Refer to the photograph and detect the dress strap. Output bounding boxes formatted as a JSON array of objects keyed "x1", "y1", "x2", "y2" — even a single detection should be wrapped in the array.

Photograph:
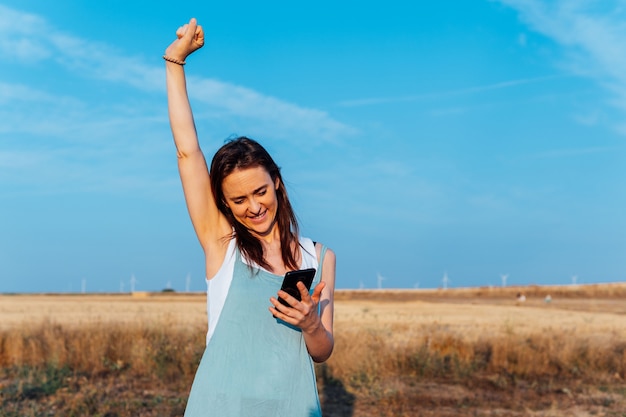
[{"x1": 312, "y1": 244, "x2": 327, "y2": 286}]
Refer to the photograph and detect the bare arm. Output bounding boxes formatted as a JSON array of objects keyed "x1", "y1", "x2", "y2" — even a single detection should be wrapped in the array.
[
  {"x1": 269, "y1": 247, "x2": 337, "y2": 363},
  {"x1": 165, "y1": 19, "x2": 230, "y2": 272}
]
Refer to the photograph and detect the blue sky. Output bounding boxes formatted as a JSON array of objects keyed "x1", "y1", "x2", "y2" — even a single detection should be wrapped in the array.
[{"x1": 1, "y1": 1, "x2": 624, "y2": 293}]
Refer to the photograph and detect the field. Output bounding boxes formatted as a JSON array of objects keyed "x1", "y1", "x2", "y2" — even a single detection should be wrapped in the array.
[{"x1": 1, "y1": 283, "x2": 625, "y2": 416}]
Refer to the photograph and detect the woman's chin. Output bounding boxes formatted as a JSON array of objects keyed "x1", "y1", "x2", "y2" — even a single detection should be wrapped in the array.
[
  {"x1": 250, "y1": 224, "x2": 273, "y2": 237},
  {"x1": 246, "y1": 217, "x2": 277, "y2": 237}
]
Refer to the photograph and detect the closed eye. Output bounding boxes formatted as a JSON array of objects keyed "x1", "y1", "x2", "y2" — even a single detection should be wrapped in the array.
[{"x1": 229, "y1": 185, "x2": 269, "y2": 205}]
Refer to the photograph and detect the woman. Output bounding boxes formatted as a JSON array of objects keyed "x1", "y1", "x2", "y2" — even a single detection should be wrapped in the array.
[{"x1": 164, "y1": 18, "x2": 336, "y2": 417}]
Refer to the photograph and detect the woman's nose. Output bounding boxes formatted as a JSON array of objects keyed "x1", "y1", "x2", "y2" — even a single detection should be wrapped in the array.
[{"x1": 248, "y1": 198, "x2": 260, "y2": 213}]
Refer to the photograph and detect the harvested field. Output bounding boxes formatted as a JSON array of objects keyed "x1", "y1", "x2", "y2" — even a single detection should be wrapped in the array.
[{"x1": 1, "y1": 283, "x2": 625, "y2": 416}]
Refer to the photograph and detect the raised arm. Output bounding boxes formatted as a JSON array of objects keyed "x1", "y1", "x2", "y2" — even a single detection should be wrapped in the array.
[{"x1": 165, "y1": 19, "x2": 230, "y2": 272}]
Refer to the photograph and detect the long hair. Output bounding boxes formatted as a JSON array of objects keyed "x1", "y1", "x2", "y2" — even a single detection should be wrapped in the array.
[{"x1": 210, "y1": 137, "x2": 300, "y2": 272}]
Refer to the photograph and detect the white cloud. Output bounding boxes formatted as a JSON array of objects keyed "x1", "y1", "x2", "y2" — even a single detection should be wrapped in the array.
[
  {"x1": 497, "y1": 0, "x2": 626, "y2": 114},
  {"x1": 0, "y1": 80, "x2": 171, "y2": 195},
  {"x1": 0, "y1": 5, "x2": 51, "y2": 62},
  {"x1": 0, "y1": 4, "x2": 352, "y2": 143},
  {"x1": 0, "y1": 82, "x2": 65, "y2": 104},
  {"x1": 0, "y1": 149, "x2": 49, "y2": 169},
  {"x1": 189, "y1": 77, "x2": 355, "y2": 142},
  {"x1": 337, "y1": 75, "x2": 561, "y2": 107},
  {"x1": 0, "y1": 5, "x2": 355, "y2": 196}
]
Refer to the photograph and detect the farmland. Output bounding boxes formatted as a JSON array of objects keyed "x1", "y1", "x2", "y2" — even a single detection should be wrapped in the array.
[{"x1": 1, "y1": 283, "x2": 625, "y2": 416}]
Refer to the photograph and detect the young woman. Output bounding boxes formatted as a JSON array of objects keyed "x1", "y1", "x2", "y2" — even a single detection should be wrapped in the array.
[{"x1": 164, "y1": 18, "x2": 336, "y2": 417}]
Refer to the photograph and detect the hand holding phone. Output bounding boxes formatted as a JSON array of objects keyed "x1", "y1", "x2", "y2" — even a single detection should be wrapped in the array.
[{"x1": 278, "y1": 268, "x2": 316, "y2": 306}]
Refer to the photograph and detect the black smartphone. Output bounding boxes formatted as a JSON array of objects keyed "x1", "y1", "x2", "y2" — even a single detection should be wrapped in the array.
[{"x1": 279, "y1": 268, "x2": 316, "y2": 306}]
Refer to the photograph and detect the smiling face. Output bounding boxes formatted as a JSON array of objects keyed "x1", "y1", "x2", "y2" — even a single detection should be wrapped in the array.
[{"x1": 221, "y1": 166, "x2": 280, "y2": 237}]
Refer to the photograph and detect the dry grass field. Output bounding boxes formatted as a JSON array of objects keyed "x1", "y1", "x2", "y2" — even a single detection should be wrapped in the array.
[{"x1": 1, "y1": 283, "x2": 625, "y2": 416}]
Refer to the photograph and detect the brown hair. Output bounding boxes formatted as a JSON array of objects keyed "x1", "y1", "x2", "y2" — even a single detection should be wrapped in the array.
[{"x1": 210, "y1": 137, "x2": 300, "y2": 272}]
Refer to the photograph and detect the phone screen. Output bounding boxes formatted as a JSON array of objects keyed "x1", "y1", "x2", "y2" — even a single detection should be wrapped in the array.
[{"x1": 279, "y1": 268, "x2": 316, "y2": 306}]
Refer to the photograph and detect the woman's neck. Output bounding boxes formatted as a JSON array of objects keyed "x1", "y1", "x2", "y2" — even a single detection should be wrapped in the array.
[{"x1": 259, "y1": 233, "x2": 301, "y2": 274}]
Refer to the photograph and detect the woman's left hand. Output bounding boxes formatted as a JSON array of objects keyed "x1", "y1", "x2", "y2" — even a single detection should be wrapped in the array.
[{"x1": 269, "y1": 281, "x2": 326, "y2": 334}]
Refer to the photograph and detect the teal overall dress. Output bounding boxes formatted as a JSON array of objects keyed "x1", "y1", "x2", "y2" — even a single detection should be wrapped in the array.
[{"x1": 184, "y1": 244, "x2": 327, "y2": 417}]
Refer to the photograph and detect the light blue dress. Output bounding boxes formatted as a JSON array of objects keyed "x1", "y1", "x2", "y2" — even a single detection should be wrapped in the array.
[{"x1": 184, "y1": 245, "x2": 327, "y2": 417}]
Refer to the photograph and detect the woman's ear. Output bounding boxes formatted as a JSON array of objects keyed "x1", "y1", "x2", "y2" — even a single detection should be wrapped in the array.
[{"x1": 274, "y1": 177, "x2": 280, "y2": 190}]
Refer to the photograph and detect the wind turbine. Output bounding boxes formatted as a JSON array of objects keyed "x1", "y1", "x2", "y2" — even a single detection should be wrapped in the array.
[
  {"x1": 501, "y1": 274, "x2": 508, "y2": 287},
  {"x1": 571, "y1": 275, "x2": 578, "y2": 285},
  {"x1": 130, "y1": 274, "x2": 138, "y2": 293},
  {"x1": 186, "y1": 273, "x2": 191, "y2": 292},
  {"x1": 442, "y1": 272, "x2": 449, "y2": 290},
  {"x1": 376, "y1": 273, "x2": 385, "y2": 289},
  {"x1": 81, "y1": 278, "x2": 86, "y2": 294}
]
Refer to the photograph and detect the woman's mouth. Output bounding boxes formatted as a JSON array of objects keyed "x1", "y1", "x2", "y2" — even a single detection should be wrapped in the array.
[{"x1": 248, "y1": 209, "x2": 267, "y2": 222}]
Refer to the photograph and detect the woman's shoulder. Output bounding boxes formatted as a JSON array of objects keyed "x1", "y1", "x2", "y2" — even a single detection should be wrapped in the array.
[
  {"x1": 299, "y1": 236, "x2": 335, "y2": 268},
  {"x1": 299, "y1": 236, "x2": 333, "y2": 250},
  {"x1": 314, "y1": 242, "x2": 335, "y2": 264}
]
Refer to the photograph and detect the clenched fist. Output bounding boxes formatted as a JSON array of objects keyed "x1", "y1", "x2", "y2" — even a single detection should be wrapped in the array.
[{"x1": 164, "y1": 18, "x2": 204, "y2": 63}]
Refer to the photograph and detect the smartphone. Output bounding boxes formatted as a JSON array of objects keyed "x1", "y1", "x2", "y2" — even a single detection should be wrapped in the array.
[{"x1": 279, "y1": 268, "x2": 316, "y2": 306}]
